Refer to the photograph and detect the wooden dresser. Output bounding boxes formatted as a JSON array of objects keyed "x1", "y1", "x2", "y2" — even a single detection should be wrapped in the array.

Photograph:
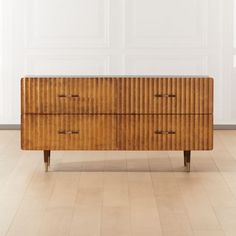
[{"x1": 21, "y1": 76, "x2": 213, "y2": 172}]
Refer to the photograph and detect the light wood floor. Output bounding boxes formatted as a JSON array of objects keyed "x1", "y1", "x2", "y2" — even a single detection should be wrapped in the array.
[{"x1": 1, "y1": 131, "x2": 236, "y2": 236}]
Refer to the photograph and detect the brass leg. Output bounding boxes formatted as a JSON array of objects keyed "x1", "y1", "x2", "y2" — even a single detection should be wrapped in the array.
[
  {"x1": 45, "y1": 162, "x2": 48, "y2": 172},
  {"x1": 44, "y1": 150, "x2": 50, "y2": 172},
  {"x1": 184, "y1": 151, "x2": 191, "y2": 172},
  {"x1": 184, "y1": 155, "x2": 187, "y2": 166},
  {"x1": 186, "y1": 162, "x2": 190, "y2": 172}
]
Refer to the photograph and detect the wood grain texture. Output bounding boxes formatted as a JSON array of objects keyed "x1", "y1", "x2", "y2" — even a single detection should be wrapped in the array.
[
  {"x1": 21, "y1": 114, "x2": 213, "y2": 151},
  {"x1": 21, "y1": 115, "x2": 117, "y2": 150},
  {"x1": 118, "y1": 77, "x2": 213, "y2": 114},
  {"x1": 21, "y1": 77, "x2": 117, "y2": 114},
  {"x1": 118, "y1": 115, "x2": 213, "y2": 151},
  {"x1": 21, "y1": 77, "x2": 213, "y2": 114},
  {"x1": 21, "y1": 76, "x2": 214, "y2": 152},
  {"x1": 4, "y1": 131, "x2": 236, "y2": 236}
]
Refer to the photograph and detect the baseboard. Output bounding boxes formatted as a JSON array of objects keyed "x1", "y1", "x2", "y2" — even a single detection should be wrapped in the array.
[
  {"x1": 0, "y1": 124, "x2": 236, "y2": 130},
  {"x1": 214, "y1": 125, "x2": 236, "y2": 130},
  {"x1": 0, "y1": 125, "x2": 20, "y2": 130}
]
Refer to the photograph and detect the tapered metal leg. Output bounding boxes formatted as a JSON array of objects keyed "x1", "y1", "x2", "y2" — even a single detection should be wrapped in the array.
[
  {"x1": 48, "y1": 151, "x2": 51, "y2": 167},
  {"x1": 186, "y1": 162, "x2": 190, "y2": 172},
  {"x1": 44, "y1": 150, "x2": 50, "y2": 172},
  {"x1": 184, "y1": 151, "x2": 191, "y2": 172},
  {"x1": 45, "y1": 162, "x2": 48, "y2": 172},
  {"x1": 184, "y1": 156, "x2": 187, "y2": 166}
]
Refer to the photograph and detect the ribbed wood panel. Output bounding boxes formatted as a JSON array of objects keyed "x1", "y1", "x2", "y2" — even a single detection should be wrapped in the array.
[
  {"x1": 118, "y1": 115, "x2": 213, "y2": 150},
  {"x1": 118, "y1": 77, "x2": 213, "y2": 114},
  {"x1": 21, "y1": 76, "x2": 214, "y2": 152},
  {"x1": 21, "y1": 77, "x2": 117, "y2": 114},
  {"x1": 21, "y1": 77, "x2": 213, "y2": 115},
  {"x1": 21, "y1": 115, "x2": 117, "y2": 150}
]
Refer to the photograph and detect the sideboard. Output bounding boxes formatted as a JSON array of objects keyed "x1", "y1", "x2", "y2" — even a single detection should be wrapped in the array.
[{"x1": 21, "y1": 76, "x2": 213, "y2": 172}]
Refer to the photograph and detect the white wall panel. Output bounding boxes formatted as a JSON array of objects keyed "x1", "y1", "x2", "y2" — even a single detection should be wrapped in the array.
[
  {"x1": 25, "y1": 55, "x2": 110, "y2": 75},
  {"x1": 125, "y1": 55, "x2": 208, "y2": 75},
  {"x1": 26, "y1": 0, "x2": 110, "y2": 48},
  {"x1": 125, "y1": 0, "x2": 208, "y2": 48},
  {"x1": 0, "y1": 0, "x2": 234, "y2": 124}
]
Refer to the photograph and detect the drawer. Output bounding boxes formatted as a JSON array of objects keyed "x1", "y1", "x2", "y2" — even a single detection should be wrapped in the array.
[
  {"x1": 118, "y1": 115, "x2": 213, "y2": 150},
  {"x1": 21, "y1": 77, "x2": 117, "y2": 114},
  {"x1": 21, "y1": 115, "x2": 117, "y2": 150},
  {"x1": 118, "y1": 77, "x2": 213, "y2": 114}
]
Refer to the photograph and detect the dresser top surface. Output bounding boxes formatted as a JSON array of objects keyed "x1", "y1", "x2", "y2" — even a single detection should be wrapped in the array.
[{"x1": 22, "y1": 75, "x2": 212, "y2": 79}]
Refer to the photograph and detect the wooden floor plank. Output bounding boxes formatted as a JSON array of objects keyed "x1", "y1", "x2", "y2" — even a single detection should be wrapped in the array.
[{"x1": 0, "y1": 130, "x2": 236, "y2": 236}]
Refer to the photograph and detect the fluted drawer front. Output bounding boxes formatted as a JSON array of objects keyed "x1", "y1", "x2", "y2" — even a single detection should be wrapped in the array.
[
  {"x1": 21, "y1": 115, "x2": 117, "y2": 150},
  {"x1": 118, "y1": 77, "x2": 213, "y2": 114},
  {"x1": 118, "y1": 115, "x2": 213, "y2": 150},
  {"x1": 21, "y1": 77, "x2": 116, "y2": 114}
]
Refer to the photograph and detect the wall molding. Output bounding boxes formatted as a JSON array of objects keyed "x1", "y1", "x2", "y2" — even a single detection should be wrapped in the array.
[
  {"x1": 125, "y1": 0, "x2": 208, "y2": 48},
  {"x1": 25, "y1": 0, "x2": 110, "y2": 48},
  {"x1": 124, "y1": 54, "x2": 208, "y2": 75},
  {"x1": 25, "y1": 54, "x2": 110, "y2": 75}
]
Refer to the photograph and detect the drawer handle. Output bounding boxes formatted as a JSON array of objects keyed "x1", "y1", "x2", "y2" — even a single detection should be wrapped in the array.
[
  {"x1": 155, "y1": 94, "x2": 176, "y2": 98},
  {"x1": 58, "y1": 131, "x2": 80, "y2": 135},
  {"x1": 155, "y1": 131, "x2": 176, "y2": 135},
  {"x1": 58, "y1": 95, "x2": 80, "y2": 98}
]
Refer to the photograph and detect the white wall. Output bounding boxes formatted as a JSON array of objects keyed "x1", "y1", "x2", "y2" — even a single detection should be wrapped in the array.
[{"x1": 0, "y1": 0, "x2": 234, "y2": 124}]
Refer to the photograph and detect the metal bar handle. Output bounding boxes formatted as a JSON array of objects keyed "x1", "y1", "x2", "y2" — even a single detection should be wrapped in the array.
[
  {"x1": 154, "y1": 94, "x2": 176, "y2": 98},
  {"x1": 58, "y1": 94, "x2": 80, "y2": 98},
  {"x1": 155, "y1": 131, "x2": 176, "y2": 135},
  {"x1": 58, "y1": 131, "x2": 80, "y2": 135}
]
